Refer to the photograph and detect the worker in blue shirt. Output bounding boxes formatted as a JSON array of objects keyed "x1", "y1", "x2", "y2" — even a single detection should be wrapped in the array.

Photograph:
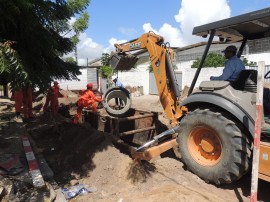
[
  {"x1": 112, "y1": 75, "x2": 124, "y2": 88},
  {"x1": 210, "y1": 45, "x2": 245, "y2": 82},
  {"x1": 111, "y1": 75, "x2": 124, "y2": 107}
]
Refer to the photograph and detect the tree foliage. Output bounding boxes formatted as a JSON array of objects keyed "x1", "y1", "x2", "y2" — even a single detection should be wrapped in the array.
[
  {"x1": 68, "y1": 2, "x2": 89, "y2": 63},
  {"x1": 191, "y1": 53, "x2": 226, "y2": 68},
  {"x1": 100, "y1": 53, "x2": 112, "y2": 78},
  {"x1": 191, "y1": 52, "x2": 256, "y2": 68},
  {"x1": 100, "y1": 66, "x2": 113, "y2": 78},
  {"x1": 0, "y1": 0, "x2": 90, "y2": 91},
  {"x1": 242, "y1": 57, "x2": 257, "y2": 66},
  {"x1": 101, "y1": 53, "x2": 110, "y2": 66},
  {"x1": 63, "y1": 57, "x2": 77, "y2": 64}
]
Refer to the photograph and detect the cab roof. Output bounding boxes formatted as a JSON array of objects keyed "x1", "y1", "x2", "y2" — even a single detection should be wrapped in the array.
[{"x1": 193, "y1": 7, "x2": 270, "y2": 42}]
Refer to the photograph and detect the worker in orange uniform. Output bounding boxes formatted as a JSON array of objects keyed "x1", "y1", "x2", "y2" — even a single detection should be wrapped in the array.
[
  {"x1": 13, "y1": 88, "x2": 23, "y2": 119},
  {"x1": 22, "y1": 85, "x2": 34, "y2": 119},
  {"x1": 43, "y1": 81, "x2": 60, "y2": 116},
  {"x1": 73, "y1": 82, "x2": 103, "y2": 124}
]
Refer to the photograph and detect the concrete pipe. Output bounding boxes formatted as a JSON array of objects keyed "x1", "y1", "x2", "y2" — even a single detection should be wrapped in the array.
[{"x1": 103, "y1": 87, "x2": 132, "y2": 117}]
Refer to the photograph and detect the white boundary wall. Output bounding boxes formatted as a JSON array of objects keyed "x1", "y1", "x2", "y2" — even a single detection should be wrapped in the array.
[
  {"x1": 117, "y1": 67, "x2": 149, "y2": 95},
  {"x1": 116, "y1": 65, "x2": 225, "y2": 94},
  {"x1": 58, "y1": 69, "x2": 88, "y2": 90},
  {"x1": 182, "y1": 67, "x2": 224, "y2": 88}
]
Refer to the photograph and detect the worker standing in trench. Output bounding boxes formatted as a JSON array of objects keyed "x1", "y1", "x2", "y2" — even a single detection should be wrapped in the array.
[
  {"x1": 73, "y1": 82, "x2": 103, "y2": 124},
  {"x1": 13, "y1": 88, "x2": 23, "y2": 120},
  {"x1": 43, "y1": 81, "x2": 60, "y2": 116},
  {"x1": 111, "y1": 75, "x2": 124, "y2": 108},
  {"x1": 22, "y1": 85, "x2": 34, "y2": 119}
]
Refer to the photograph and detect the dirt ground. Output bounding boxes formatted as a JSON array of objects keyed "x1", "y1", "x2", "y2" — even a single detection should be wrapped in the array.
[{"x1": 1, "y1": 92, "x2": 269, "y2": 202}]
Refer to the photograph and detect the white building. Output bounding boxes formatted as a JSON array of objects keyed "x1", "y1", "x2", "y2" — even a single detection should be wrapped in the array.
[{"x1": 59, "y1": 38, "x2": 270, "y2": 95}]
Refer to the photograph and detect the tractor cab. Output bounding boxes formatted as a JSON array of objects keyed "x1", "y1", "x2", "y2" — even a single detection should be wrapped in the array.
[
  {"x1": 179, "y1": 7, "x2": 270, "y2": 184},
  {"x1": 182, "y1": 7, "x2": 270, "y2": 134}
]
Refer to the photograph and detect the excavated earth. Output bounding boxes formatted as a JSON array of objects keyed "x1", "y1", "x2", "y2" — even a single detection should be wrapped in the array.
[{"x1": 1, "y1": 91, "x2": 269, "y2": 202}]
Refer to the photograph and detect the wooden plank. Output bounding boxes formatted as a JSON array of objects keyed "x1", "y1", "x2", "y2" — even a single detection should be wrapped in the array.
[{"x1": 118, "y1": 114, "x2": 154, "y2": 122}]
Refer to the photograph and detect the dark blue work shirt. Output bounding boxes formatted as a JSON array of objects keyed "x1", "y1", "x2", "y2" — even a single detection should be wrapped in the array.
[
  {"x1": 115, "y1": 80, "x2": 124, "y2": 88},
  {"x1": 210, "y1": 56, "x2": 245, "y2": 81}
]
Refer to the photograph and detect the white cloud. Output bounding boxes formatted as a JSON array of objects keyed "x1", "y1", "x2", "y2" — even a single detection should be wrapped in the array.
[
  {"x1": 175, "y1": 0, "x2": 231, "y2": 44},
  {"x1": 69, "y1": 17, "x2": 76, "y2": 25},
  {"x1": 71, "y1": 0, "x2": 231, "y2": 66},
  {"x1": 159, "y1": 23, "x2": 185, "y2": 47},
  {"x1": 142, "y1": 0, "x2": 230, "y2": 47},
  {"x1": 103, "y1": 38, "x2": 128, "y2": 54},
  {"x1": 65, "y1": 33, "x2": 104, "y2": 66},
  {"x1": 142, "y1": 23, "x2": 159, "y2": 34},
  {"x1": 62, "y1": 17, "x2": 76, "y2": 38},
  {"x1": 66, "y1": 34, "x2": 128, "y2": 66},
  {"x1": 77, "y1": 33, "x2": 104, "y2": 65},
  {"x1": 142, "y1": 23, "x2": 184, "y2": 47}
]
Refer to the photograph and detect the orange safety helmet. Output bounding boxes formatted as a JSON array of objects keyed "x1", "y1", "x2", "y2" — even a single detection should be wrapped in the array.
[{"x1": 87, "y1": 82, "x2": 93, "y2": 89}]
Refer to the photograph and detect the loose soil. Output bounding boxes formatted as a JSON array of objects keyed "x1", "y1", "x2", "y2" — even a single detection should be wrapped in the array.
[{"x1": 1, "y1": 92, "x2": 269, "y2": 202}]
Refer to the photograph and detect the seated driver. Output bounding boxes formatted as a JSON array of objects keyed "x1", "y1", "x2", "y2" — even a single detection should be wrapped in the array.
[{"x1": 210, "y1": 45, "x2": 245, "y2": 82}]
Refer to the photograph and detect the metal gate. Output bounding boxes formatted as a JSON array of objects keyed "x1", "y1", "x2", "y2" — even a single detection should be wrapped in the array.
[
  {"x1": 87, "y1": 68, "x2": 98, "y2": 90},
  {"x1": 149, "y1": 72, "x2": 182, "y2": 95}
]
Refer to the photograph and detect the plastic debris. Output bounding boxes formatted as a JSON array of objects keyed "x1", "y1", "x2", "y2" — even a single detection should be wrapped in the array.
[{"x1": 61, "y1": 184, "x2": 97, "y2": 200}]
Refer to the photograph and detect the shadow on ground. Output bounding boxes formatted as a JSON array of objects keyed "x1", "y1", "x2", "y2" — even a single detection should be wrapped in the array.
[{"x1": 27, "y1": 114, "x2": 112, "y2": 186}]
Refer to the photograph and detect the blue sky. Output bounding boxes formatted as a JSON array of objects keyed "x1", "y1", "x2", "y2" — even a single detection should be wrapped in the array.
[{"x1": 73, "y1": 0, "x2": 270, "y2": 65}]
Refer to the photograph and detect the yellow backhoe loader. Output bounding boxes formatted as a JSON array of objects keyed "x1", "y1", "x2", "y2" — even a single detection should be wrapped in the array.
[{"x1": 110, "y1": 7, "x2": 270, "y2": 184}]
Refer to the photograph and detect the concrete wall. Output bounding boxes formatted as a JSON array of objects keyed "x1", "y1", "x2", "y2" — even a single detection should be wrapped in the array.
[
  {"x1": 58, "y1": 68, "x2": 98, "y2": 90},
  {"x1": 245, "y1": 53, "x2": 270, "y2": 66},
  {"x1": 247, "y1": 37, "x2": 270, "y2": 54},
  {"x1": 58, "y1": 69, "x2": 88, "y2": 90},
  {"x1": 117, "y1": 66, "x2": 149, "y2": 95},
  {"x1": 182, "y1": 67, "x2": 224, "y2": 88},
  {"x1": 113, "y1": 67, "x2": 224, "y2": 94},
  {"x1": 59, "y1": 47, "x2": 270, "y2": 94}
]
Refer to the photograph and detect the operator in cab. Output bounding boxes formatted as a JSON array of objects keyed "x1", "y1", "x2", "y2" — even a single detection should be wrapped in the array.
[{"x1": 210, "y1": 45, "x2": 245, "y2": 82}]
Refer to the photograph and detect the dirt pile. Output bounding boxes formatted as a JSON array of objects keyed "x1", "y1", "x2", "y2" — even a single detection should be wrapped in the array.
[
  {"x1": 25, "y1": 113, "x2": 256, "y2": 202},
  {"x1": 1, "y1": 90, "x2": 269, "y2": 202}
]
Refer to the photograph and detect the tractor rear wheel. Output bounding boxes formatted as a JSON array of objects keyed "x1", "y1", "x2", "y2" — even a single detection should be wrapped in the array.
[{"x1": 177, "y1": 108, "x2": 251, "y2": 184}]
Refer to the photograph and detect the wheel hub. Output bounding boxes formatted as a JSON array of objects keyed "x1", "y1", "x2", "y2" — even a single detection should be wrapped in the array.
[
  {"x1": 200, "y1": 138, "x2": 214, "y2": 153},
  {"x1": 188, "y1": 126, "x2": 222, "y2": 166}
]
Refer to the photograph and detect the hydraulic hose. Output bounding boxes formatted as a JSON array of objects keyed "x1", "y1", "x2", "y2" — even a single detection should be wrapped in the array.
[
  {"x1": 165, "y1": 52, "x2": 181, "y2": 100},
  {"x1": 136, "y1": 125, "x2": 180, "y2": 152}
]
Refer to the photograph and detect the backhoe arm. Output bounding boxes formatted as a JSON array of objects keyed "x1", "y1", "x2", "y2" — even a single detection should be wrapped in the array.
[{"x1": 112, "y1": 32, "x2": 187, "y2": 125}]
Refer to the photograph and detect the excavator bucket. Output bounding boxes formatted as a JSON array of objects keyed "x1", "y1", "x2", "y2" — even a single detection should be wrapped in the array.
[{"x1": 110, "y1": 52, "x2": 138, "y2": 71}]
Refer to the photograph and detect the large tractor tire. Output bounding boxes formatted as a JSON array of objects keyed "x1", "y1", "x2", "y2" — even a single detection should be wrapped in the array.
[
  {"x1": 103, "y1": 87, "x2": 132, "y2": 117},
  {"x1": 177, "y1": 108, "x2": 251, "y2": 185}
]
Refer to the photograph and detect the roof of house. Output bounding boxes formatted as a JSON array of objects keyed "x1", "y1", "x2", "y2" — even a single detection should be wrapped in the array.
[{"x1": 88, "y1": 58, "x2": 102, "y2": 67}]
